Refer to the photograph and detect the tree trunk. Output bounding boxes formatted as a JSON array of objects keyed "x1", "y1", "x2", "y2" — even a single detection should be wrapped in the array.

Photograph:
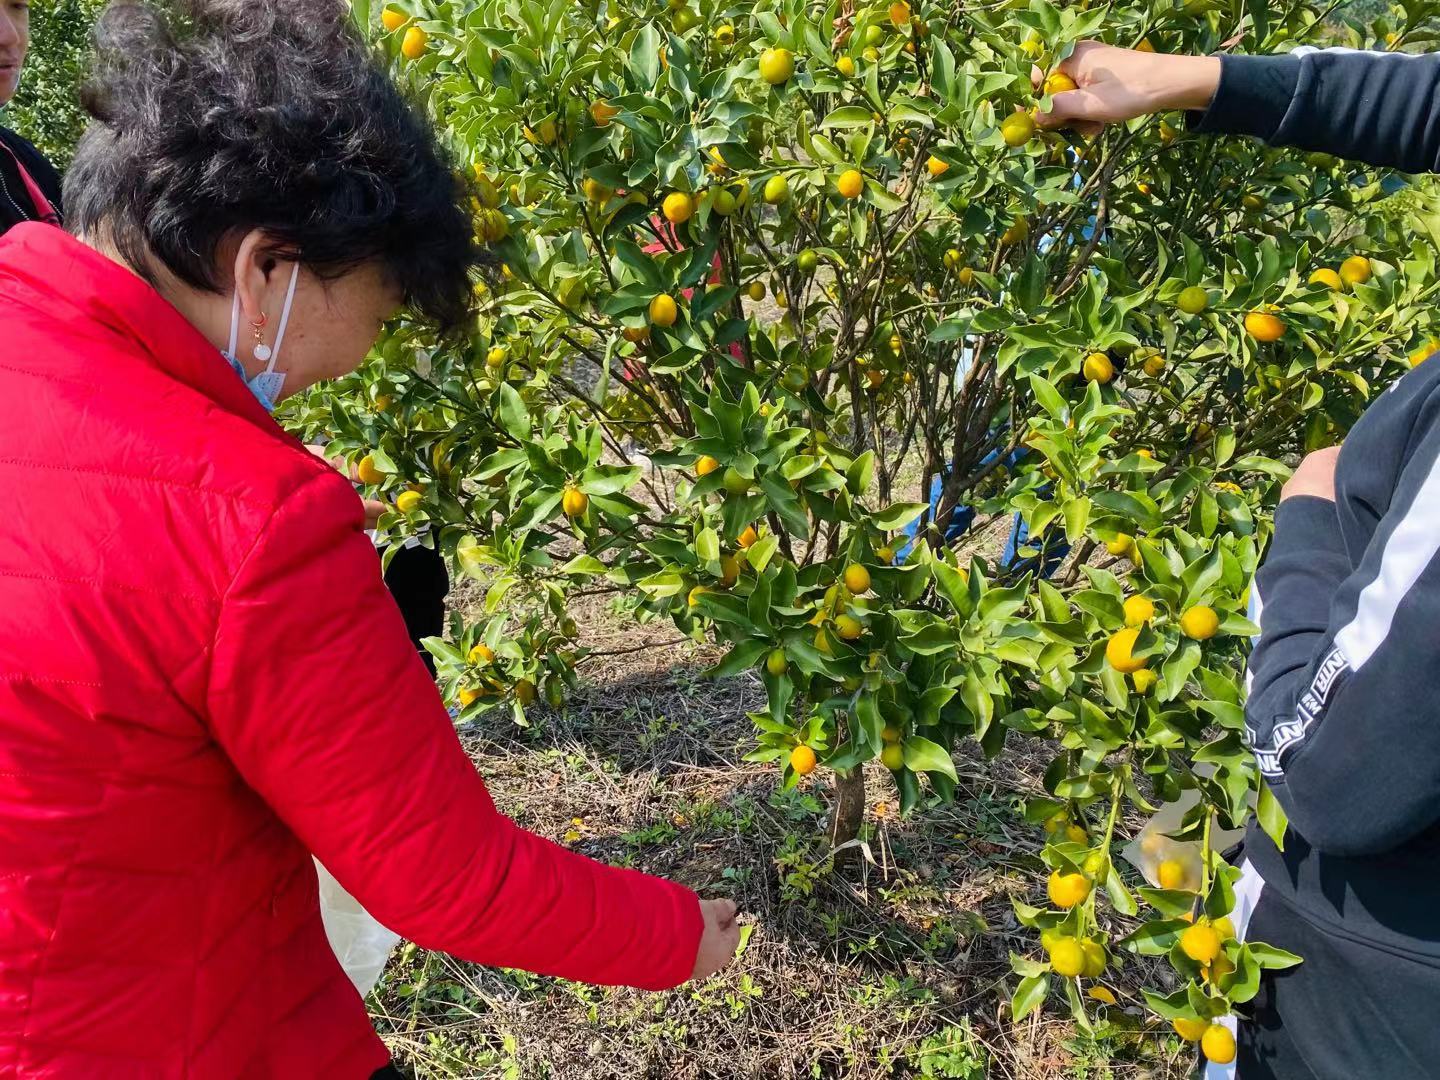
[{"x1": 827, "y1": 767, "x2": 866, "y2": 865}]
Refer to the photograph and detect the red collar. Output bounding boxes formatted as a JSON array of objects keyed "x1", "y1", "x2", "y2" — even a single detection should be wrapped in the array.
[{"x1": 0, "y1": 222, "x2": 279, "y2": 433}]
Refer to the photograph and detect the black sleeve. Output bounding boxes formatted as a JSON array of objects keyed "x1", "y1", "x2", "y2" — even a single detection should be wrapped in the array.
[
  {"x1": 1193, "y1": 49, "x2": 1440, "y2": 174},
  {"x1": 1246, "y1": 396, "x2": 1440, "y2": 856}
]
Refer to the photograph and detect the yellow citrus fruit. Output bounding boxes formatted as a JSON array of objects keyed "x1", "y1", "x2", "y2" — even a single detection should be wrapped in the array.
[
  {"x1": 562, "y1": 487, "x2": 589, "y2": 518},
  {"x1": 1048, "y1": 937, "x2": 1086, "y2": 978},
  {"x1": 621, "y1": 326, "x2": 648, "y2": 344},
  {"x1": 695, "y1": 455, "x2": 721, "y2": 477},
  {"x1": 590, "y1": 99, "x2": 620, "y2": 127},
  {"x1": 881, "y1": 724, "x2": 901, "y2": 743},
  {"x1": 759, "y1": 47, "x2": 795, "y2": 85},
  {"x1": 712, "y1": 188, "x2": 737, "y2": 215},
  {"x1": 1309, "y1": 267, "x2": 1343, "y2": 290},
  {"x1": 458, "y1": 687, "x2": 480, "y2": 708},
  {"x1": 719, "y1": 554, "x2": 741, "y2": 588},
  {"x1": 1123, "y1": 595, "x2": 1155, "y2": 627},
  {"x1": 880, "y1": 743, "x2": 905, "y2": 770},
  {"x1": 1244, "y1": 309, "x2": 1286, "y2": 342},
  {"x1": 766, "y1": 649, "x2": 788, "y2": 676},
  {"x1": 1159, "y1": 120, "x2": 1177, "y2": 145},
  {"x1": 1173, "y1": 1016, "x2": 1209, "y2": 1042},
  {"x1": 836, "y1": 55, "x2": 856, "y2": 77},
  {"x1": 837, "y1": 169, "x2": 864, "y2": 199},
  {"x1": 835, "y1": 614, "x2": 864, "y2": 640},
  {"x1": 1082, "y1": 352, "x2": 1115, "y2": 384},
  {"x1": 746, "y1": 280, "x2": 765, "y2": 301},
  {"x1": 1065, "y1": 823, "x2": 1087, "y2": 844},
  {"x1": 381, "y1": 8, "x2": 408, "y2": 32},
  {"x1": 649, "y1": 293, "x2": 679, "y2": 327},
  {"x1": 662, "y1": 191, "x2": 694, "y2": 224},
  {"x1": 1132, "y1": 669, "x2": 1158, "y2": 694},
  {"x1": 581, "y1": 177, "x2": 611, "y2": 202},
  {"x1": 1136, "y1": 36, "x2": 1156, "y2": 52},
  {"x1": 1104, "y1": 533, "x2": 1134, "y2": 557},
  {"x1": 790, "y1": 744, "x2": 818, "y2": 775},
  {"x1": 1047, "y1": 870, "x2": 1091, "y2": 909},
  {"x1": 485, "y1": 345, "x2": 507, "y2": 369},
  {"x1": 843, "y1": 564, "x2": 872, "y2": 594},
  {"x1": 1019, "y1": 36, "x2": 1043, "y2": 59},
  {"x1": 888, "y1": 0, "x2": 911, "y2": 27},
  {"x1": 400, "y1": 25, "x2": 429, "y2": 60},
  {"x1": 1142, "y1": 352, "x2": 1167, "y2": 377},
  {"x1": 1000, "y1": 218, "x2": 1029, "y2": 245},
  {"x1": 1156, "y1": 858, "x2": 1192, "y2": 891},
  {"x1": 356, "y1": 454, "x2": 387, "y2": 486},
  {"x1": 1042, "y1": 71, "x2": 1077, "y2": 95},
  {"x1": 713, "y1": 23, "x2": 735, "y2": 45},
  {"x1": 1181, "y1": 923, "x2": 1223, "y2": 964},
  {"x1": 999, "y1": 111, "x2": 1036, "y2": 147},
  {"x1": 515, "y1": 679, "x2": 537, "y2": 706},
  {"x1": 1180, "y1": 605, "x2": 1220, "y2": 640},
  {"x1": 536, "y1": 118, "x2": 558, "y2": 144},
  {"x1": 688, "y1": 585, "x2": 707, "y2": 608},
  {"x1": 1410, "y1": 340, "x2": 1440, "y2": 366},
  {"x1": 1340, "y1": 254, "x2": 1372, "y2": 286},
  {"x1": 738, "y1": 525, "x2": 759, "y2": 549},
  {"x1": 395, "y1": 489, "x2": 423, "y2": 514},
  {"x1": 1081, "y1": 939, "x2": 1106, "y2": 978},
  {"x1": 957, "y1": 266, "x2": 975, "y2": 286},
  {"x1": 1105, "y1": 628, "x2": 1148, "y2": 674},
  {"x1": 763, "y1": 174, "x2": 790, "y2": 204},
  {"x1": 876, "y1": 546, "x2": 895, "y2": 564},
  {"x1": 468, "y1": 643, "x2": 495, "y2": 665},
  {"x1": 1177, "y1": 285, "x2": 1209, "y2": 315},
  {"x1": 1213, "y1": 916, "x2": 1236, "y2": 940},
  {"x1": 926, "y1": 155, "x2": 950, "y2": 177},
  {"x1": 1201, "y1": 1024, "x2": 1236, "y2": 1065},
  {"x1": 1043, "y1": 811, "x2": 1068, "y2": 835}
]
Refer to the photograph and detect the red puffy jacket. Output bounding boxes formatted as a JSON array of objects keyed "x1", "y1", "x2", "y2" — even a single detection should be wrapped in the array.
[{"x1": 0, "y1": 224, "x2": 702, "y2": 1078}]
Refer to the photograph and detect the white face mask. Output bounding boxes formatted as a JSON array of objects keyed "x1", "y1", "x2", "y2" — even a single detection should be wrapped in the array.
[{"x1": 221, "y1": 262, "x2": 301, "y2": 412}]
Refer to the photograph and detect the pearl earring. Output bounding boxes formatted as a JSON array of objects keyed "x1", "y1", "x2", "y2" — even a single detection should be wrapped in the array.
[{"x1": 251, "y1": 313, "x2": 271, "y2": 363}]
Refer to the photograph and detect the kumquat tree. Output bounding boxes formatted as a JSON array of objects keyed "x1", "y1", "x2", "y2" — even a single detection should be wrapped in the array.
[{"x1": 288, "y1": 0, "x2": 1440, "y2": 1060}]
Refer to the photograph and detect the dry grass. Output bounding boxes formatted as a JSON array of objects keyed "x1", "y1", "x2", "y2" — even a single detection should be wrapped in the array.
[{"x1": 370, "y1": 582, "x2": 1194, "y2": 1080}]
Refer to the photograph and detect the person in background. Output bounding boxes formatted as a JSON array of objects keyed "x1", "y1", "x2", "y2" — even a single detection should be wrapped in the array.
[
  {"x1": 1, "y1": 0, "x2": 63, "y2": 232},
  {"x1": 0, "y1": 2, "x2": 738, "y2": 1078},
  {"x1": 1040, "y1": 40, "x2": 1440, "y2": 1080}
]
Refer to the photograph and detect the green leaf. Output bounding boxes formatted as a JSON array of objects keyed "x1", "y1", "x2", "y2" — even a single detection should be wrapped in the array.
[
  {"x1": 747, "y1": 533, "x2": 780, "y2": 573},
  {"x1": 820, "y1": 105, "x2": 875, "y2": 129},
  {"x1": 1247, "y1": 941, "x2": 1303, "y2": 970},
  {"x1": 706, "y1": 639, "x2": 771, "y2": 680},
  {"x1": 872, "y1": 501, "x2": 928, "y2": 531},
  {"x1": 1256, "y1": 780, "x2": 1289, "y2": 852},
  {"x1": 1010, "y1": 972, "x2": 1050, "y2": 1021},
  {"x1": 561, "y1": 554, "x2": 606, "y2": 576},
  {"x1": 902, "y1": 736, "x2": 957, "y2": 781},
  {"x1": 496, "y1": 382, "x2": 532, "y2": 442}
]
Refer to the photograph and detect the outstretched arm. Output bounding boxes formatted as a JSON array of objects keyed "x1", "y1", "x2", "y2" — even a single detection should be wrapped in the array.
[{"x1": 1041, "y1": 41, "x2": 1440, "y2": 173}]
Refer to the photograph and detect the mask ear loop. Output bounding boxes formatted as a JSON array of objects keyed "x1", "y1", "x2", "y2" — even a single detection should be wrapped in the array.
[
  {"x1": 225, "y1": 289, "x2": 242, "y2": 362},
  {"x1": 264, "y1": 263, "x2": 302, "y2": 374}
]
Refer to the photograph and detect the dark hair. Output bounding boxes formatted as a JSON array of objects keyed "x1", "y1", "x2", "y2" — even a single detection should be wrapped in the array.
[{"x1": 65, "y1": 0, "x2": 477, "y2": 333}]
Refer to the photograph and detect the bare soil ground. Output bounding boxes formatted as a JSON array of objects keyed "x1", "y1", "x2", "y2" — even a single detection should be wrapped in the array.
[{"x1": 371, "y1": 585, "x2": 1194, "y2": 1080}]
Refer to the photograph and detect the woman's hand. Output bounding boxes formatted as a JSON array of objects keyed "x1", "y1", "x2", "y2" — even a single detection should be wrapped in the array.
[
  {"x1": 1034, "y1": 41, "x2": 1222, "y2": 135},
  {"x1": 306, "y1": 443, "x2": 388, "y2": 529},
  {"x1": 689, "y1": 898, "x2": 741, "y2": 981},
  {"x1": 1281, "y1": 446, "x2": 1341, "y2": 503}
]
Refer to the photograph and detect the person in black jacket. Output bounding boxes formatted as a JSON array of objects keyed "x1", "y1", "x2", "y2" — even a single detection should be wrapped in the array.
[
  {"x1": 1041, "y1": 43, "x2": 1440, "y2": 1080},
  {"x1": 1, "y1": 0, "x2": 63, "y2": 232}
]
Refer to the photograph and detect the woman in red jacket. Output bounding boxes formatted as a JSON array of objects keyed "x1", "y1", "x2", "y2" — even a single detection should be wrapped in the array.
[{"x1": 0, "y1": 2, "x2": 737, "y2": 1077}]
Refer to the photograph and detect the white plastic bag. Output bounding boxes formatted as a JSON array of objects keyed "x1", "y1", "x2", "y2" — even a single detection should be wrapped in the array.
[
  {"x1": 1121, "y1": 771, "x2": 1246, "y2": 889},
  {"x1": 315, "y1": 860, "x2": 401, "y2": 997}
]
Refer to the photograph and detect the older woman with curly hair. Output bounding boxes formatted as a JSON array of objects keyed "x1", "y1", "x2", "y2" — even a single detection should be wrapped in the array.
[{"x1": 0, "y1": 2, "x2": 737, "y2": 1077}]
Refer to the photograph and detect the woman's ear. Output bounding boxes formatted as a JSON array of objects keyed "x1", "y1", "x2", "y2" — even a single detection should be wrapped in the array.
[{"x1": 231, "y1": 230, "x2": 273, "y2": 332}]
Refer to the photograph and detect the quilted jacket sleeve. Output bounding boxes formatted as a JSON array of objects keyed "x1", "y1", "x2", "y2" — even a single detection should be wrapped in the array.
[{"x1": 205, "y1": 469, "x2": 703, "y2": 989}]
